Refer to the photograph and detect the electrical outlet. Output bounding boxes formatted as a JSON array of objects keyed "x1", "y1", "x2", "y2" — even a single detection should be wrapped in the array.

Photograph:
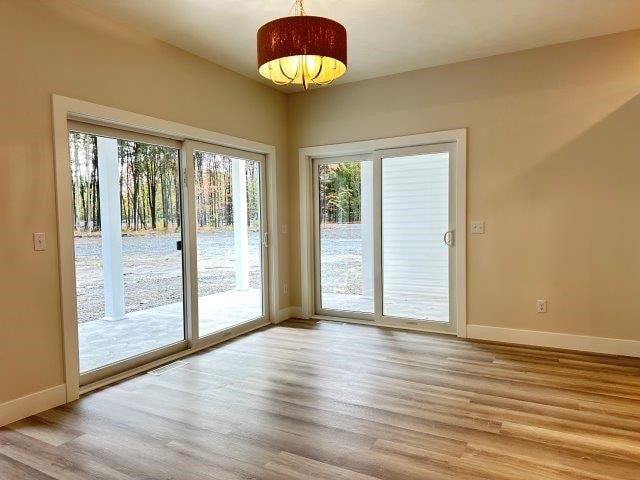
[
  {"x1": 33, "y1": 232, "x2": 46, "y2": 251},
  {"x1": 537, "y1": 299, "x2": 547, "y2": 313},
  {"x1": 471, "y1": 221, "x2": 485, "y2": 234}
]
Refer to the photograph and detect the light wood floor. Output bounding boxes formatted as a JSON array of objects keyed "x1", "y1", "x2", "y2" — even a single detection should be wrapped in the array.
[{"x1": 2, "y1": 319, "x2": 640, "y2": 479}]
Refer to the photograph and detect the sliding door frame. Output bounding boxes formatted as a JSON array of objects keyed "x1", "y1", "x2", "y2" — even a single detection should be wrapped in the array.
[
  {"x1": 183, "y1": 140, "x2": 270, "y2": 346},
  {"x1": 67, "y1": 120, "x2": 190, "y2": 387},
  {"x1": 313, "y1": 154, "x2": 374, "y2": 321},
  {"x1": 52, "y1": 95, "x2": 280, "y2": 402},
  {"x1": 299, "y1": 129, "x2": 467, "y2": 337},
  {"x1": 373, "y1": 143, "x2": 457, "y2": 333}
]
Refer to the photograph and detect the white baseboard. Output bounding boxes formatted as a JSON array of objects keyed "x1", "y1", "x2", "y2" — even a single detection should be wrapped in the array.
[
  {"x1": 275, "y1": 307, "x2": 305, "y2": 323},
  {"x1": 0, "y1": 384, "x2": 67, "y2": 427},
  {"x1": 467, "y1": 325, "x2": 640, "y2": 357},
  {"x1": 275, "y1": 307, "x2": 292, "y2": 323},
  {"x1": 288, "y1": 307, "x2": 304, "y2": 319}
]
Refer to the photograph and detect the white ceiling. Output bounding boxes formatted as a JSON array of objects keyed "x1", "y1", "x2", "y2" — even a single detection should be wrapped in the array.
[{"x1": 69, "y1": 0, "x2": 640, "y2": 89}]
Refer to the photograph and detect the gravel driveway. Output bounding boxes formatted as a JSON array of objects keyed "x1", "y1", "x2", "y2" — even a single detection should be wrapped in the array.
[
  {"x1": 75, "y1": 224, "x2": 363, "y2": 323},
  {"x1": 74, "y1": 230, "x2": 261, "y2": 323}
]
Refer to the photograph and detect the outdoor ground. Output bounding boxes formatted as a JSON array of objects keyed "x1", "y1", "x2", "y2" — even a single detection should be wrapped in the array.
[
  {"x1": 75, "y1": 225, "x2": 364, "y2": 323},
  {"x1": 319, "y1": 223, "x2": 364, "y2": 296},
  {"x1": 74, "y1": 230, "x2": 262, "y2": 323},
  {"x1": 74, "y1": 224, "x2": 368, "y2": 372}
]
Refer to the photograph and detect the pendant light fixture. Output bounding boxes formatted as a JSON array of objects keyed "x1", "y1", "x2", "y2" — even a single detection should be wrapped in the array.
[{"x1": 257, "y1": 0, "x2": 347, "y2": 89}]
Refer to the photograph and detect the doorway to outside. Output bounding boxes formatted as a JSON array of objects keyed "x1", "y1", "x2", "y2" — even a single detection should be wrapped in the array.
[
  {"x1": 301, "y1": 131, "x2": 466, "y2": 335},
  {"x1": 68, "y1": 122, "x2": 269, "y2": 384}
]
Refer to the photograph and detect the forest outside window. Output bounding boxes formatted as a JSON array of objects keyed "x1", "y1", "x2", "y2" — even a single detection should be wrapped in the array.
[{"x1": 68, "y1": 122, "x2": 185, "y2": 374}]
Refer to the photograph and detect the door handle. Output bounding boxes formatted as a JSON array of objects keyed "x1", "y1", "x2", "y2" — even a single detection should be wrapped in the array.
[
  {"x1": 443, "y1": 230, "x2": 455, "y2": 247},
  {"x1": 176, "y1": 240, "x2": 182, "y2": 251}
]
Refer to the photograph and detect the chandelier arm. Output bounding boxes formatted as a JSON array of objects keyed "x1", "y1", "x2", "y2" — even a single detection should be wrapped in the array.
[
  {"x1": 301, "y1": 57, "x2": 310, "y2": 89},
  {"x1": 271, "y1": 76, "x2": 294, "y2": 86},
  {"x1": 309, "y1": 57, "x2": 325, "y2": 83},
  {"x1": 277, "y1": 59, "x2": 298, "y2": 83},
  {"x1": 310, "y1": 58, "x2": 335, "y2": 86},
  {"x1": 265, "y1": 62, "x2": 294, "y2": 85}
]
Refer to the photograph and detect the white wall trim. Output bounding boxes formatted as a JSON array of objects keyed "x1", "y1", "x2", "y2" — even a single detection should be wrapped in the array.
[
  {"x1": 467, "y1": 325, "x2": 640, "y2": 358},
  {"x1": 276, "y1": 307, "x2": 293, "y2": 323},
  {"x1": 276, "y1": 306, "x2": 304, "y2": 323},
  {"x1": 0, "y1": 385, "x2": 66, "y2": 427},
  {"x1": 52, "y1": 95, "x2": 280, "y2": 402},
  {"x1": 289, "y1": 307, "x2": 304, "y2": 320},
  {"x1": 298, "y1": 129, "x2": 467, "y2": 337}
]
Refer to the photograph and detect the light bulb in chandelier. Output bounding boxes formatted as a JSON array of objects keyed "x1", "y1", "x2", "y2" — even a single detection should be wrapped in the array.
[{"x1": 257, "y1": 0, "x2": 347, "y2": 89}]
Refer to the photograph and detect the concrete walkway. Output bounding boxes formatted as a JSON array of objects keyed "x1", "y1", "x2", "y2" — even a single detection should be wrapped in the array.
[
  {"x1": 79, "y1": 289, "x2": 262, "y2": 373},
  {"x1": 322, "y1": 292, "x2": 449, "y2": 321}
]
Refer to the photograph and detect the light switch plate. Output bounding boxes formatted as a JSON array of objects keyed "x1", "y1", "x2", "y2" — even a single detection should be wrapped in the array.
[
  {"x1": 33, "y1": 232, "x2": 46, "y2": 251},
  {"x1": 471, "y1": 221, "x2": 485, "y2": 234}
]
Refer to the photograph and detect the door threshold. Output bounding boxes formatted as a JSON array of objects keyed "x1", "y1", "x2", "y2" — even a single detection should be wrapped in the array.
[{"x1": 311, "y1": 314, "x2": 456, "y2": 335}]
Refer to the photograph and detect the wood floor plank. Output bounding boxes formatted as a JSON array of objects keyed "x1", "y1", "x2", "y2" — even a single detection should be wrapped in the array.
[
  {"x1": 6, "y1": 416, "x2": 85, "y2": 447},
  {"x1": 2, "y1": 319, "x2": 640, "y2": 479},
  {"x1": 0, "y1": 452, "x2": 56, "y2": 480},
  {"x1": 264, "y1": 451, "x2": 382, "y2": 480}
]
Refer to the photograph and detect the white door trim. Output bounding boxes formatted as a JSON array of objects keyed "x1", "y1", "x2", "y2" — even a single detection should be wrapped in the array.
[
  {"x1": 298, "y1": 129, "x2": 467, "y2": 337},
  {"x1": 52, "y1": 95, "x2": 280, "y2": 402}
]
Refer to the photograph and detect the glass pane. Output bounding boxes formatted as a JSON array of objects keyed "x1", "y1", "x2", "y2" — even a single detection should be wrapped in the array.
[
  {"x1": 70, "y1": 132, "x2": 185, "y2": 374},
  {"x1": 318, "y1": 160, "x2": 374, "y2": 313},
  {"x1": 382, "y1": 152, "x2": 450, "y2": 321},
  {"x1": 194, "y1": 151, "x2": 263, "y2": 337}
]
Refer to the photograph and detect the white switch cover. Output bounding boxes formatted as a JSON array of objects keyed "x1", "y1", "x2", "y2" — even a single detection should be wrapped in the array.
[
  {"x1": 33, "y1": 232, "x2": 46, "y2": 251},
  {"x1": 537, "y1": 299, "x2": 547, "y2": 313},
  {"x1": 471, "y1": 221, "x2": 485, "y2": 234}
]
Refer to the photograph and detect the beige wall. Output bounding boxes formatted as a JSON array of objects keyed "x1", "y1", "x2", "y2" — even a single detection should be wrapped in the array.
[
  {"x1": 288, "y1": 30, "x2": 640, "y2": 341},
  {"x1": 3, "y1": 0, "x2": 640, "y2": 409},
  {"x1": 0, "y1": 0, "x2": 289, "y2": 404}
]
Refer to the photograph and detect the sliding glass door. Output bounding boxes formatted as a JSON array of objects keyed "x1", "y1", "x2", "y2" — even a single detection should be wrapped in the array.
[
  {"x1": 68, "y1": 124, "x2": 187, "y2": 380},
  {"x1": 314, "y1": 156, "x2": 374, "y2": 316},
  {"x1": 379, "y1": 145, "x2": 454, "y2": 324},
  {"x1": 69, "y1": 125, "x2": 269, "y2": 385},
  {"x1": 185, "y1": 141, "x2": 268, "y2": 339},
  {"x1": 314, "y1": 143, "x2": 456, "y2": 331}
]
